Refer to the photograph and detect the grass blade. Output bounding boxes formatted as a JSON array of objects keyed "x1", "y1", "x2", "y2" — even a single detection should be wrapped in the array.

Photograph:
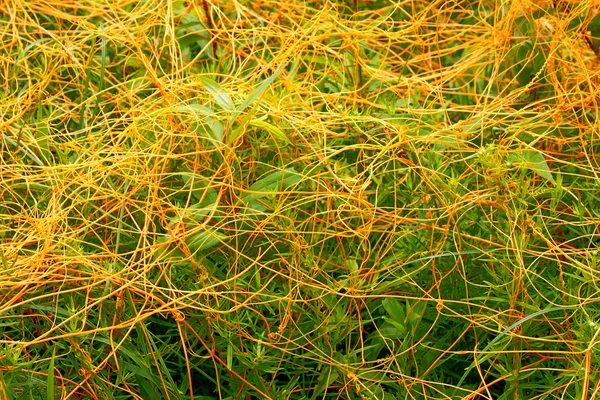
[{"x1": 47, "y1": 346, "x2": 56, "y2": 400}]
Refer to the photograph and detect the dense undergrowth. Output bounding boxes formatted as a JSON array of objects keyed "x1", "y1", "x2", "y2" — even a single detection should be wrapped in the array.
[{"x1": 1, "y1": 0, "x2": 600, "y2": 399}]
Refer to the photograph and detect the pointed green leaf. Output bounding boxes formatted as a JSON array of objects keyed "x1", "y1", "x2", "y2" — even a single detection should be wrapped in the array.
[
  {"x1": 507, "y1": 150, "x2": 555, "y2": 184},
  {"x1": 249, "y1": 119, "x2": 290, "y2": 144},
  {"x1": 226, "y1": 64, "x2": 287, "y2": 145},
  {"x1": 197, "y1": 76, "x2": 235, "y2": 112},
  {"x1": 241, "y1": 167, "x2": 302, "y2": 203},
  {"x1": 173, "y1": 103, "x2": 224, "y2": 142},
  {"x1": 407, "y1": 300, "x2": 427, "y2": 329},
  {"x1": 186, "y1": 228, "x2": 228, "y2": 253},
  {"x1": 232, "y1": 63, "x2": 287, "y2": 120},
  {"x1": 346, "y1": 259, "x2": 359, "y2": 276},
  {"x1": 228, "y1": 99, "x2": 261, "y2": 144},
  {"x1": 179, "y1": 171, "x2": 219, "y2": 204},
  {"x1": 47, "y1": 346, "x2": 56, "y2": 400},
  {"x1": 380, "y1": 320, "x2": 406, "y2": 338},
  {"x1": 382, "y1": 298, "x2": 406, "y2": 326},
  {"x1": 312, "y1": 368, "x2": 339, "y2": 400},
  {"x1": 34, "y1": 122, "x2": 52, "y2": 164}
]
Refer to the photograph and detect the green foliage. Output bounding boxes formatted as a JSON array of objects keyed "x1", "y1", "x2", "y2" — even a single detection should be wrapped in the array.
[{"x1": 1, "y1": 0, "x2": 600, "y2": 399}]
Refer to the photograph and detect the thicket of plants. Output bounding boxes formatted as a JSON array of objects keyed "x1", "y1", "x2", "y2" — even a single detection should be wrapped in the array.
[{"x1": 1, "y1": 0, "x2": 600, "y2": 398}]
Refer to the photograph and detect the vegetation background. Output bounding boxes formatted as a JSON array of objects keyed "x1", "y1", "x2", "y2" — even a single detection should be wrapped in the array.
[{"x1": 1, "y1": 0, "x2": 600, "y2": 399}]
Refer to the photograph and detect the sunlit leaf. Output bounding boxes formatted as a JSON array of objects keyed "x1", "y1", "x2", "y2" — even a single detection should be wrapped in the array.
[
  {"x1": 507, "y1": 150, "x2": 555, "y2": 184},
  {"x1": 249, "y1": 119, "x2": 290, "y2": 144},
  {"x1": 241, "y1": 167, "x2": 302, "y2": 203},
  {"x1": 197, "y1": 76, "x2": 235, "y2": 112}
]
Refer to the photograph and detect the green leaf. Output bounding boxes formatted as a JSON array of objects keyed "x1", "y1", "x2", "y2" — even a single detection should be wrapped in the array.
[
  {"x1": 228, "y1": 100, "x2": 261, "y2": 144},
  {"x1": 232, "y1": 63, "x2": 287, "y2": 119},
  {"x1": 179, "y1": 171, "x2": 219, "y2": 204},
  {"x1": 227, "y1": 64, "x2": 287, "y2": 144},
  {"x1": 312, "y1": 368, "x2": 339, "y2": 400},
  {"x1": 197, "y1": 76, "x2": 235, "y2": 112},
  {"x1": 177, "y1": 33, "x2": 208, "y2": 50},
  {"x1": 453, "y1": 305, "x2": 576, "y2": 397},
  {"x1": 241, "y1": 167, "x2": 302, "y2": 203},
  {"x1": 379, "y1": 321, "x2": 406, "y2": 339},
  {"x1": 588, "y1": 14, "x2": 600, "y2": 51},
  {"x1": 34, "y1": 121, "x2": 52, "y2": 164},
  {"x1": 249, "y1": 119, "x2": 290, "y2": 144},
  {"x1": 186, "y1": 228, "x2": 228, "y2": 253},
  {"x1": 507, "y1": 150, "x2": 555, "y2": 184},
  {"x1": 227, "y1": 335, "x2": 233, "y2": 369},
  {"x1": 47, "y1": 346, "x2": 56, "y2": 400},
  {"x1": 165, "y1": 184, "x2": 220, "y2": 240},
  {"x1": 187, "y1": 188, "x2": 219, "y2": 222},
  {"x1": 356, "y1": 369, "x2": 388, "y2": 400},
  {"x1": 382, "y1": 298, "x2": 407, "y2": 336},
  {"x1": 131, "y1": 368, "x2": 158, "y2": 400},
  {"x1": 346, "y1": 259, "x2": 359, "y2": 276},
  {"x1": 173, "y1": 103, "x2": 224, "y2": 143},
  {"x1": 0, "y1": 250, "x2": 9, "y2": 270},
  {"x1": 177, "y1": 14, "x2": 209, "y2": 37}
]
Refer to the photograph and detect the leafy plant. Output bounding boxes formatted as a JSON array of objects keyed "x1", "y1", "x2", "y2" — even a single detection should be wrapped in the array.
[{"x1": 1, "y1": 0, "x2": 599, "y2": 399}]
